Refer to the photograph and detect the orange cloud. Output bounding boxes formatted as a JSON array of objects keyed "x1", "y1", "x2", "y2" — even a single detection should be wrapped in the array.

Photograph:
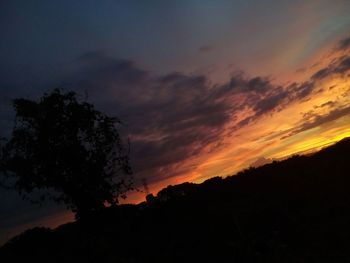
[{"x1": 132, "y1": 35, "x2": 350, "y2": 200}]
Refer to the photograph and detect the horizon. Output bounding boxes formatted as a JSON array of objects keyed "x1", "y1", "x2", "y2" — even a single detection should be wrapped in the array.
[{"x1": 1, "y1": 0, "x2": 350, "y2": 245}]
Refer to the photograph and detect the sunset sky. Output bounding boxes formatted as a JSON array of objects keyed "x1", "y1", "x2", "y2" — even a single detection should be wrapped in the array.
[{"x1": 1, "y1": 0, "x2": 350, "y2": 243}]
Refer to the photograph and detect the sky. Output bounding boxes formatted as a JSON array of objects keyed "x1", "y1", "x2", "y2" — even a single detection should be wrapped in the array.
[{"x1": 1, "y1": 0, "x2": 350, "y2": 244}]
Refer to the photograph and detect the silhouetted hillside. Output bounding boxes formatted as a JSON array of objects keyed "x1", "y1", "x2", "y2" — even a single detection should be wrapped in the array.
[{"x1": 1, "y1": 137, "x2": 350, "y2": 262}]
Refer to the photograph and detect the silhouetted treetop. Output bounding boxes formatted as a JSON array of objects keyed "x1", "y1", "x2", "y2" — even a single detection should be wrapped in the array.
[{"x1": 0, "y1": 89, "x2": 133, "y2": 218}]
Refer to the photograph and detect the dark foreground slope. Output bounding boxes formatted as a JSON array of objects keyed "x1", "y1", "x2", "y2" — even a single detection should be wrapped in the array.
[{"x1": 1, "y1": 138, "x2": 350, "y2": 263}]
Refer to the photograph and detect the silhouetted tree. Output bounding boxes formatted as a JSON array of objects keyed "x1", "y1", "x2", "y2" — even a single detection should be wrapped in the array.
[{"x1": 0, "y1": 89, "x2": 132, "y2": 218}]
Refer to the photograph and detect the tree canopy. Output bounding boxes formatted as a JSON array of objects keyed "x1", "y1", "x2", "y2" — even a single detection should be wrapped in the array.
[{"x1": 0, "y1": 89, "x2": 133, "y2": 218}]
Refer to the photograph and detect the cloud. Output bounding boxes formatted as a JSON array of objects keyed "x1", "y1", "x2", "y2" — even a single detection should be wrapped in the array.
[
  {"x1": 53, "y1": 52, "x2": 293, "y2": 183},
  {"x1": 312, "y1": 55, "x2": 350, "y2": 80},
  {"x1": 63, "y1": 52, "x2": 324, "y2": 184},
  {"x1": 314, "y1": 100, "x2": 336, "y2": 109},
  {"x1": 282, "y1": 105, "x2": 350, "y2": 139},
  {"x1": 337, "y1": 36, "x2": 350, "y2": 51},
  {"x1": 2, "y1": 36, "x2": 350, "y2": 187},
  {"x1": 60, "y1": 53, "x2": 234, "y2": 183}
]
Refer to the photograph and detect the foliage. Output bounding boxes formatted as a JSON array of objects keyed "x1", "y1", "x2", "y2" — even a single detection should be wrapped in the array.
[
  {"x1": 0, "y1": 89, "x2": 132, "y2": 218},
  {"x1": 1, "y1": 137, "x2": 350, "y2": 262}
]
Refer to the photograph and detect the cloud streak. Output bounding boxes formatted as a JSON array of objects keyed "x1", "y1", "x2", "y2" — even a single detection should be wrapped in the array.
[
  {"x1": 1, "y1": 36, "x2": 350, "y2": 192},
  {"x1": 49, "y1": 36, "x2": 349, "y2": 187}
]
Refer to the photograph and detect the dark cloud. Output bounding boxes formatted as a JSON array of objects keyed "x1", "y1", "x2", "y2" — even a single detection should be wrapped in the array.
[
  {"x1": 63, "y1": 51, "x2": 339, "y2": 183},
  {"x1": 240, "y1": 51, "x2": 349, "y2": 130},
  {"x1": 22, "y1": 52, "x2": 288, "y2": 184},
  {"x1": 312, "y1": 67, "x2": 330, "y2": 80},
  {"x1": 44, "y1": 52, "x2": 230, "y2": 183},
  {"x1": 336, "y1": 56, "x2": 350, "y2": 74},
  {"x1": 282, "y1": 105, "x2": 350, "y2": 139},
  {"x1": 292, "y1": 81, "x2": 315, "y2": 101},
  {"x1": 314, "y1": 100, "x2": 336, "y2": 109},
  {"x1": 2, "y1": 36, "x2": 350, "y2": 185},
  {"x1": 234, "y1": 80, "x2": 318, "y2": 129},
  {"x1": 337, "y1": 37, "x2": 350, "y2": 51},
  {"x1": 312, "y1": 55, "x2": 350, "y2": 80},
  {"x1": 247, "y1": 76, "x2": 271, "y2": 94},
  {"x1": 253, "y1": 87, "x2": 287, "y2": 115}
]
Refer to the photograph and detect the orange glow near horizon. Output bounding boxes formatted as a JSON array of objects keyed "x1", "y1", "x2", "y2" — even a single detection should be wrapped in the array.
[
  {"x1": 125, "y1": 39, "x2": 350, "y2": 204},
  {"x1": 3, "y1": 1, "x2": 350, "y2": 249},
  {"x1": 7, "y1": 30, "x2": 350, "y2": 240}
]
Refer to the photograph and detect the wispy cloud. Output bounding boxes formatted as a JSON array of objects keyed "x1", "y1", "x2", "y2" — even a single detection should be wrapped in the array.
[
  {"x1": 48, "y1": 36, "x2": 349, "y2": 189},
  {"x1": 1, "y1": 36, "x2": 350, "y2": 195}
]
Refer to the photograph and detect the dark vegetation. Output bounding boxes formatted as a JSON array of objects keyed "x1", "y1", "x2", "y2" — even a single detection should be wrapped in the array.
[
  {"x1": 1, "y1": 89, "x2": 350, "y2": 262},
  {"x1": 1, "y1": 137, "x2": 350, "y2": 262},
  {"x1": 0, "y1": 89, "x2": 132, "y2": 219}
]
